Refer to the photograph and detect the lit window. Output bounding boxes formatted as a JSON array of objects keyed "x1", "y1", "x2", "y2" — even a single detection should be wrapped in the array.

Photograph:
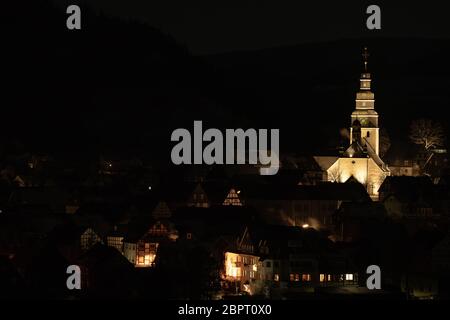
[
  {"x1": 327, "y1": 274, "x2": 332, "y2": 281},
  {"x1": 223, "y1": 189, "x2": 243, "y2": 206},
  {"x1": 295, "y1": 274, "x2": 300, "y2": 282},
  {"x1": 290, "y1": 274, "x2": 295, "y2": 282},
  {"x1": 346, "y1": 274, "x2": 354, "y2": 281},
  {"x1": 225, "y1": 252, "x2": 242, "y2": 279},
  {"x1": 274, "y1": 274, "x2": 279, "y2": 282},
  {"x1": 320, "y1": 274, "x2": 325, "y2": 282},
  {"x1": 302, "y1": 274, "x2": 311, "y2": 282}
]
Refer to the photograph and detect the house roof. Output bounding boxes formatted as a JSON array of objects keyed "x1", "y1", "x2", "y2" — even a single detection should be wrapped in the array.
[
  {"x1": 172, "y1": 205, "x2": 261, "y2": 241},
  {"x1": 344, "y1": 141, "x2": 368, "y2": 158},
  {"x1": 123, "y1": 215, "x2": 175, "y2": 242},
  {"x1": 241, "y1": 181, "x2": 371, "y2": 202},
  {"x1": 243, "y1": 224, "x2": 335, "y2": 259},
  {"x1": 77, "y1": 243, "x2": 133, "y2": 270}
]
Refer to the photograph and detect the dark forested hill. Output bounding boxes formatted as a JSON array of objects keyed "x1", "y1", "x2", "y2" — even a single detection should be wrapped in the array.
[{"x1": 3, "y1": 1, "x2": 450, "y2": 160}]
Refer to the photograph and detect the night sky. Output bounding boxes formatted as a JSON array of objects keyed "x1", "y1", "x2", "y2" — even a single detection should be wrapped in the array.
[
  {"x1": 54, "y1": 0, "x2": 450, "y2": 54},
  {"x1": 3, "y1": 0, "x2": 450, "y2": 157}
]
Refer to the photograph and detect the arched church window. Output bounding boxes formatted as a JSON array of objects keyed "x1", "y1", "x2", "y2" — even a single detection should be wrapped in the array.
[{"x1": 367, "y1": 132, "x2": 370, "y2": 137}]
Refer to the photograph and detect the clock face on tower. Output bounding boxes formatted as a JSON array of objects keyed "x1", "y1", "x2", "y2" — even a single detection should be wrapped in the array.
[{"x1": 360, "y1": 118, "x2": 369, "y2": 126}]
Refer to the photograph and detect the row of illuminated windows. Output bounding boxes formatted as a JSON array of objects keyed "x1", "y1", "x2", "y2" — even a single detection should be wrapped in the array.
[
  {"x1": 223, "y1": 198, "x2": 242, "y2": 206},
  {"x1": 288, "y1": 273, "x2": 355, "y2": 282},
  {"x1": 193, "y1": 202, "x2": 209, "y2": 208},
  {"x1": 80, "y1": 233, "x2": 102, "y2": 251},
  {"x1": 235, "y1": 255, "x2": 258, "y2": 265},
  {"x1": 148, "y1": 224, "x2": 168, "y2": 236},
  {"x1": 137, "y1": 242, "x2": 158, "y2": 251},
  {"x1": 320, "y1": 274, "x2": 355, "y2": 282},
  {"x1": 290, "y1": 274, "x2": 312, "y2": 282},
  {"x1": 107, "y1": 237, "x2": 123, "y2": 252},
  {"x1": 241, "y1": 270, "x2": 256, "y2": 279}
]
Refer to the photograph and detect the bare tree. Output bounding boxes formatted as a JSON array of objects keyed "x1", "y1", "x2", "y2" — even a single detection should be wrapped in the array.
[
  {"x1": 328, "y1": 165, "x2": 343, "y2": 183},
  {"x1": 409, "y1": 119, "x2": 445, "y2": 150}
]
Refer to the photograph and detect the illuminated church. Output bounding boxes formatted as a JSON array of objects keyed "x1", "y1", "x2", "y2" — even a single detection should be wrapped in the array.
[{"x1": 315, "y1": 47, "x2": 390, "y2": 200}]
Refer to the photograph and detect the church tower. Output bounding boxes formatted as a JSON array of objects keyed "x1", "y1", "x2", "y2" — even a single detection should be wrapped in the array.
[
  {"x1": 314, "y1": 46, "x2": 390, "y2": 200},
  {"x1": 349, "y1": 47, "x2": 380, "y2": 155}
]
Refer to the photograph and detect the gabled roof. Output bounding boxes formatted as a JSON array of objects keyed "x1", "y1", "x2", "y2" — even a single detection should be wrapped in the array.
[
  {"x1": 107, "y1": 224, "x2": 127, "y2": 238},
  {"x1": 313, "y1": 156, "x2": 339, "y2": 171},
  {"x1": 244, "y1": 224, "x2": 335, "y2": 258},
  {"x1": 363, "y1": 138, "x2": 389, "y2": 171},
  {"x1": 201, "y1": 181, "x2": 234, "y2": 204},
  {"x1": 344, "y1": 141, "x2": 368, "y2": 158},
  {"x1": 123, "y1": 215, "x2": 175, "y2": 242},
  {"x1": 172, "y1": 205, "x2": 261, "y2": 241},
  {"x1": 77, "y1": 243, "x2": 133, "y2": 269},
  {"x1": 242, "y1": 182, "x2": 370, "y2": 202},
  {"x1": 290, "y1": 154, "x2": 323, "y2": 171},
  {"x1": 152, "y1": 201, "x2": 172, "y2": 218}
]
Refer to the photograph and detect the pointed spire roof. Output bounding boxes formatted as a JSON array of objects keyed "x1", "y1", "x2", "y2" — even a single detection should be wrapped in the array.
[{"x1": 362, "y1": 46, "x2": 370, "y2": 72}]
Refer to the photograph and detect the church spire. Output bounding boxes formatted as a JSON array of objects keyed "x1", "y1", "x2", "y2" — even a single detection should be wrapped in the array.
[
  {"x1": 362, "y1": 46, "x2": 369, "y2": 72},
  {"x1": 359, "y1": 46, "x2": 372, "y2": 92},
  {"x1": 351, "y1": 46, "x2": 380, "y2": 155}
]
